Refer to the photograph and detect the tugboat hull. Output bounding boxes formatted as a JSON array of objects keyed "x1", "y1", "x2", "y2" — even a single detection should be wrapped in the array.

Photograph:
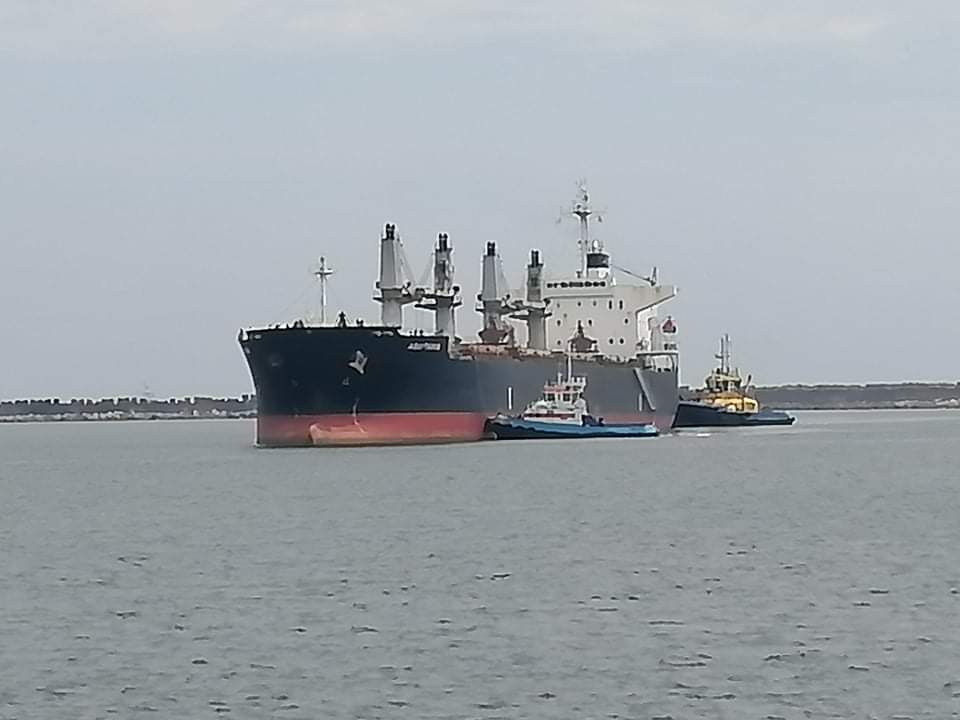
[
  {"x1": 673, "y1": 400, "x2": 795, "y2": 428},
  {"x1": 485, "y1": 416, "x2": 658, "y2": 440}
]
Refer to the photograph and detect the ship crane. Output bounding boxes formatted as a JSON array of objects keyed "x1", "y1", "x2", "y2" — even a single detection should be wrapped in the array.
[
  {"x1": 507, "y1": 249, "x2": 552, "y2": 350},
  {"x1": 416, "y1": 232, "x2": 463, "y2": 338},
  {"x1": 476, "y1": 241, "x2": 526, "y2": 344},
  {"x1": 374, "y1": 223, "x2": 426, "y2": 328}
]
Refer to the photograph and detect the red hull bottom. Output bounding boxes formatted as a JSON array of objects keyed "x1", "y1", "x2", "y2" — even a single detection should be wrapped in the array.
[
  {"x1": 257, "y1": 411, "x2": 674, "y2": 447},
  {"x1": 257, "y1": 412, "x2": 489, "y2": 447}
]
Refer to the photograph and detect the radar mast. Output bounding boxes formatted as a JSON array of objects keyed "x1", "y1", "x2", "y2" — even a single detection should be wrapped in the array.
[{"x1": 311, "y1": 255, "x2": 334, "y2": 325}]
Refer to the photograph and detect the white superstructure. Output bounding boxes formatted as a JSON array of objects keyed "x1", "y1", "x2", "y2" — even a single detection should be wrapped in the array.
[{"x1": 514, "y1": 181, "x2": 678, "y2": 364}]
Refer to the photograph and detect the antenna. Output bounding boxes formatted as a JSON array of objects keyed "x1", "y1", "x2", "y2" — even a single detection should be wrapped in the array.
[
  {"x1": 312, "y1": 255, "x2": 334, "y2": 325},
  {"x1": 557, "y1": 179, "x2": 605, "y2": 275}
]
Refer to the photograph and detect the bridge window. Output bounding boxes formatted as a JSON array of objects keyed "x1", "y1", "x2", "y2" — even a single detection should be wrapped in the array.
[
  {"x1": 618, "y1": 300, "x2": 624, "y2": 310},
  {"x1": 619, "y1": 338, "x2": 625, "y2": 344},
  {"x1": 608, "y1": 301, "x2": 613, "y2": 310}
]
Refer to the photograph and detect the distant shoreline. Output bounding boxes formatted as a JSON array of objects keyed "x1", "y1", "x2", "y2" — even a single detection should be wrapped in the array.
[
  {"x1": 0, "y1": 396, "x2": 255, "y2": 424},
  {"x1": 0, "y1": 414, "x2": 256, "y2": 424},
  {"x1": 1, "y1": 383, "x2": 958, "y2": 424}
]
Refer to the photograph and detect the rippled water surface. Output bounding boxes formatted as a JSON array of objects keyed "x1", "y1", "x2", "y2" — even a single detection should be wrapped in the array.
[{"x1": 2, "y1": 411, "x2": 960, "y2": 719}]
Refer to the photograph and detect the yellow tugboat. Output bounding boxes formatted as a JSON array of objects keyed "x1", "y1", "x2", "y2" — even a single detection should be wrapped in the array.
[{"x1": 673, "y1": 335, "x2": 795, "y2": 427}]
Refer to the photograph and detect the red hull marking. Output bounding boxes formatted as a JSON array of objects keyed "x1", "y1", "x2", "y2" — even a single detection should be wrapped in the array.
[{"x1": 257, "y1": 412, "x2": 488, "y2": 447}]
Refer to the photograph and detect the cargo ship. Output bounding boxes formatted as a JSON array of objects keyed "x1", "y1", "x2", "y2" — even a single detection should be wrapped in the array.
[{"x1": 239, "y1": 182, "x2": 680, "y2": 447}]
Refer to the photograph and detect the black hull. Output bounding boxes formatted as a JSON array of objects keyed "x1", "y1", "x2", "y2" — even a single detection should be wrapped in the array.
[
  {"x1": 673, "y1": 400, "x2": 795, "y2": 428},
  {"x1": 239, "y1": 326, "x2": 679, "y2": 446}
]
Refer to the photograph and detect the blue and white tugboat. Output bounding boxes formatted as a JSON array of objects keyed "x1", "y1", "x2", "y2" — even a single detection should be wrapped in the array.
[{"x1": 484, "y1": 355, "x2": 659, "y2": 440}]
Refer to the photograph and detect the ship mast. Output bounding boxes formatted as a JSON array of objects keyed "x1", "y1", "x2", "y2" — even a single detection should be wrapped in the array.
[
  {"x1": 716, "y1": 334, "x2": 732, "y2": 374},
  {"x1": 569, "y1": 180, "x2": 596, "y2": 276},
  {"x1": 312, "y1": 255, "x2": 334, "y2": 325}
]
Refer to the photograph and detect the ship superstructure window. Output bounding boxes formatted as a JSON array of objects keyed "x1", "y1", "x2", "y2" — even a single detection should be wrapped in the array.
[
  {"x1": 608, "y1": 301, "x2": 613, "y2": 309},
  {"x1": 619, "y1": 300, "x2": 624, "y2": 310},
  {"x1": 624, "y1": 318, "x2": 630, "y2": 324}
]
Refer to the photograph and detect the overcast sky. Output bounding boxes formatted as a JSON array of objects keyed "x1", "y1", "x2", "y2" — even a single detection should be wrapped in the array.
[{"x1": 2, "y1": 1, "x2": 959, "y2": 398}]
